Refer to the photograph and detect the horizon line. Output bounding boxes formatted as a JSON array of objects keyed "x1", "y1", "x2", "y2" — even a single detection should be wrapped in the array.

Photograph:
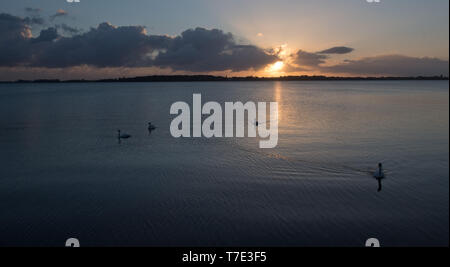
[{"x1": 1, "y1": 74, "x2": 448, "y2": 84}]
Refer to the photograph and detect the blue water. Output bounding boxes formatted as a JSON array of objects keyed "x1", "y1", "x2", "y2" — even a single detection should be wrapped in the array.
[{"x1": 0, "y1": 81, "x2": 448, "y2": 246}]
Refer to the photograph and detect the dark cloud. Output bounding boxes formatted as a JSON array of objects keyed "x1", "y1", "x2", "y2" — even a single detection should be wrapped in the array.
[
  {"x1": 32, "y1": 27, "x2": 59, "y2": 43},
  {"x1": 153, "y1": 27, "x2": 278, "y2": 71},
  {"x1": 1, "y1": 12, "x2": 447, "y2": 76},
  {"x1": 290, "y1": 46, "x2": 448, "y2": 76},
  {"x1": 0, "y1": 15, "x2": 169, "y2": 68},
  {"x1": 293, "y1": 50, "x2": 328, "y2": 68},
  {"x1": 0, "y1": 13, "x2": 33, "y2": 66},
  {"x1": 293, "y1": 46, "x2": 354, "y2": 69},
  {"x1": 323, "y1": 55, "x2": 449, "y2": 76},
  {"x1": 56, "y1": 23, "x2": 82, "y2": 35},
  {"x1": 0, "y1": 13, "x2": 32, "y2": 40},
  {"x1": 50, "y1": 9, "x2": 68, "y2": 21},
  {"x1": 33, "y1": 22, "x2": 170, "y2": 68},
  {"x1": 0, "y1": 14, "x2": 277, "y2": 72},
  {"x1": 318, "y1": 46, "x2": 354, "y2": 54}
]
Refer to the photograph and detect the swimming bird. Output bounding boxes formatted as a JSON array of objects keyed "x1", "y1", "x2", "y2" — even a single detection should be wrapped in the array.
[
  {"x1": 117, "y1": 130, "x2": 131, "y2": 139},
  {"x1": 374, "y1": 163, "x2": 385, "y2": 179},
  {"x1": 148, "y1": 122, "x2": 156, "y2": 131}
]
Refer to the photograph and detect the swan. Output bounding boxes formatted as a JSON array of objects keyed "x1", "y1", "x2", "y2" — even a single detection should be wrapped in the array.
[
  {"x1": 117, "y1": 130, "x2": 131, "y2": 139},
  {"x1": 374, "y1": 163, "x2": 385, "y2": 179},
  {"x1": 148, "y1": 122, "x2": 156, "y2": 131}
]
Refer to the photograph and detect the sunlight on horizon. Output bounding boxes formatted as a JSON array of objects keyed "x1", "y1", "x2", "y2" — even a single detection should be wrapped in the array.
[{"x1": 266, "y1": 61, "x2": 285, "y2": 74}]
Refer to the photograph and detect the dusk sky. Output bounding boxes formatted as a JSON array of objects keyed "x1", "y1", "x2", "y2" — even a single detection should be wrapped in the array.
[{"x1": 0, "y1": 0, "x2": 449, "y2": 80}]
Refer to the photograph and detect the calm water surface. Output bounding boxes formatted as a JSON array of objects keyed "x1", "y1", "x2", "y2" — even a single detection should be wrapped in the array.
[{"x1": 0, "y1": 81, "x2": 448, "y2": 246}]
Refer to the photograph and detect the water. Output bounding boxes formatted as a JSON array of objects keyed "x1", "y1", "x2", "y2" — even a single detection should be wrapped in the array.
[{"x1": 0, "y1": 81, "x2": 448, "y2": 246}]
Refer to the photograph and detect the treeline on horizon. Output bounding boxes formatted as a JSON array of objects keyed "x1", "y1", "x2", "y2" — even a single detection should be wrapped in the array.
[{"x1": 1, "y1": 75, "x2": 448, "y2": 83}]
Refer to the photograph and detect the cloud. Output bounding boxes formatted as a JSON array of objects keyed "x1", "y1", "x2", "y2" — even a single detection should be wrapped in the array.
[
  {"x1": 55, "y1": 23, "x2": 82, "y2": 35},
  {"x1": 0, "y1": 15, "x2": 170, "y2": 68},
  {"x1": 0, "y1": 14, "x2": 277, "y2": 72},
  {"x1": 153, "y1": 27, "x2": 278, "y2": 71},
  {"x1": 0, "y1": 13, "x2": 32, "y2": 39},
  {"x1": 292, "y1": 50, "x2": 328, "y2": 68},
  {"x1": 291, "y1": 46, "x2": 354, "y2": 69},
  {"x1": 290, "y1": 46, "x2": 448, "y2": 76},
  {"x1": 33, "y1": 22, "x2": 170, "y2": 68},
  {"x1": 50, "y1": 9, "x2": 68, "y2": 21},
  {"x1": 32, "y1": 27, "x2": 59, "y2": 43},
  {"x1": 0, "y1": 13, "x2": 33, "y2": 66},
  {"x1": 323, "y1": 55, "x2": 449, "y2": 76},
  {"x1": 1, "y1": 12, "x2": 447, "y2": 77},
  {"x1": 318, "y1": 46, "x2": 354, "y2": 54}
]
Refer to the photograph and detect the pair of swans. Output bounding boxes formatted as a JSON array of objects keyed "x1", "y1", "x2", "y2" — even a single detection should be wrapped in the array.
[{"x1": 117, "y1": 122, "x2": 157, "y2": 141}]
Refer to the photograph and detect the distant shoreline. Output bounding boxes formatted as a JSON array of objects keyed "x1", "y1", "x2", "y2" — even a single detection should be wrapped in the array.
[{"x1": 0, "y1": 75, "x2": 448, "y2": 84}]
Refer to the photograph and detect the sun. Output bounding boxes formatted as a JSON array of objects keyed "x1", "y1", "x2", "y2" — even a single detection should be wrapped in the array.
[{"x1": 268, "y1": 61, "x2": 284, "y2": 73}]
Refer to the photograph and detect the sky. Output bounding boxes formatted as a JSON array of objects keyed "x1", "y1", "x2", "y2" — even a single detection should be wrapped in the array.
[{"x1": 0, "y1": 0, "x2": 448, "y2": 80}]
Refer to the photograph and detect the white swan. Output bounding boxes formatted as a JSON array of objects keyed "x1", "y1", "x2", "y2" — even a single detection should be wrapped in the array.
[
  {"x1": 374, "y1": 163, "x2": 385, "y2": 179},
  {"x1": 117, "y1": 130, "x2": 131, "y2": 139}
]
